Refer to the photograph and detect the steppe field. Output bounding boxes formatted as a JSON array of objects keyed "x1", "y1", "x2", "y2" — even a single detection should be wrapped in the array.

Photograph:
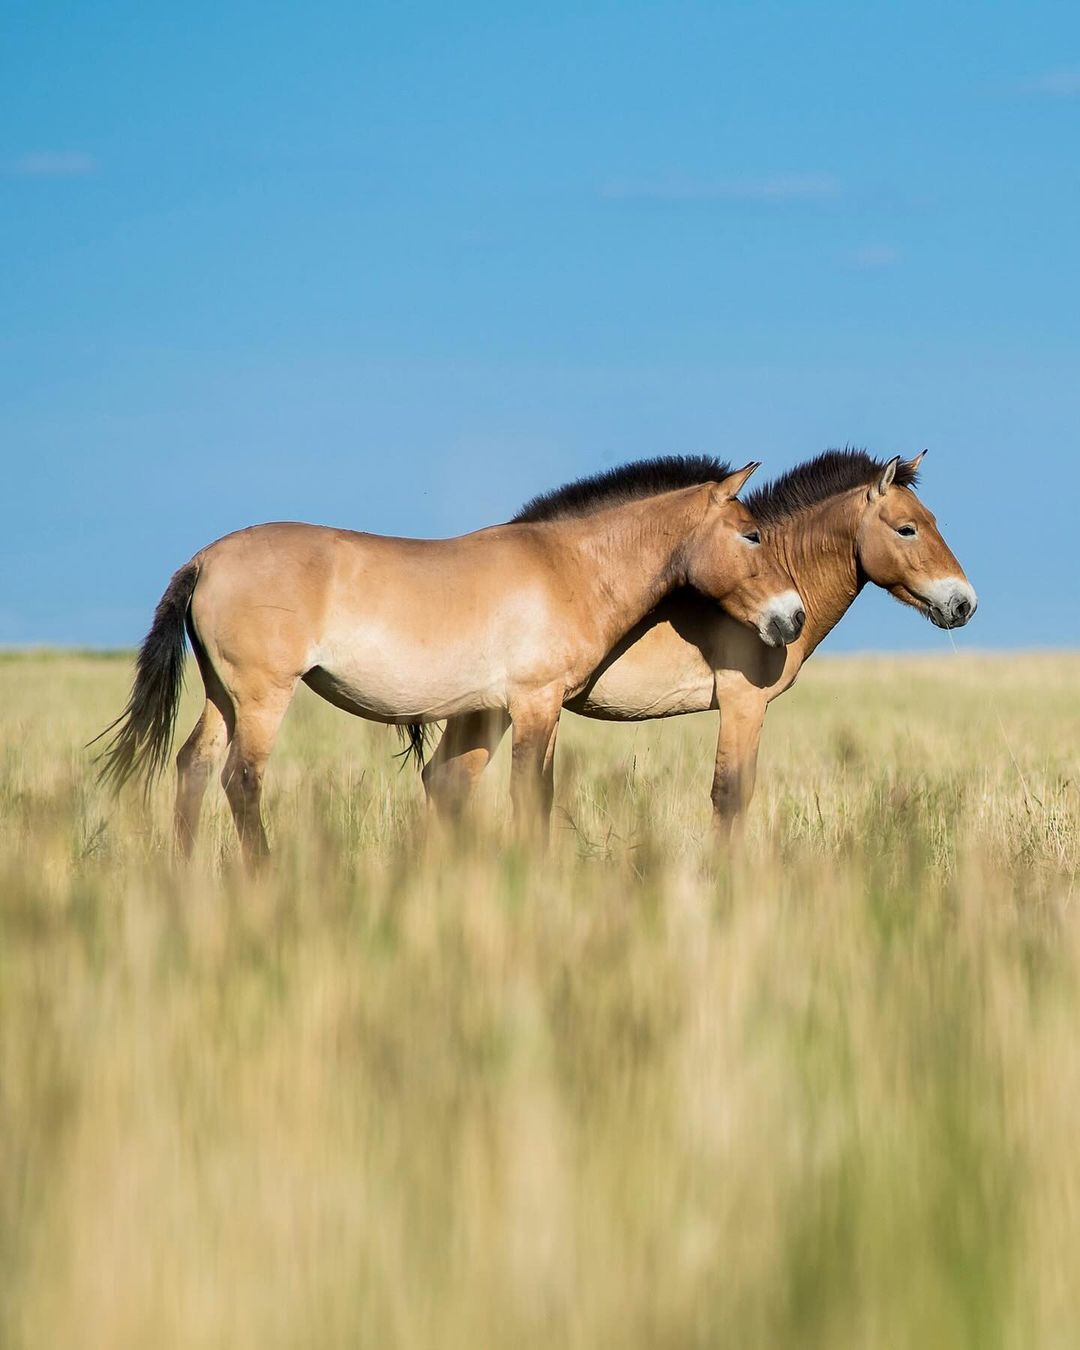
[{"x1": 2, "y1": 648, "x2": 1079, "y2": 1349}]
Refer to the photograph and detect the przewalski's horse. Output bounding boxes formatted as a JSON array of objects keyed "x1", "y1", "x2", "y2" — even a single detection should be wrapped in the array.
[
  {"x1": 93, "y1": 457, "x2": 805, "y2": 864},
  {"x1": 422, "y1": 450, "x2": 977, "y2": 835}
]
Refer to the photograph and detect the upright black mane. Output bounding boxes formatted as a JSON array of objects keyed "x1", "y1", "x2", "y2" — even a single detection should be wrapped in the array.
[
  {"x1": 746, "y1": 449, "x2": 920, "y2": 524},
  {"x1": 513, "y1": 454, "x2": 733, "y2": 524}
]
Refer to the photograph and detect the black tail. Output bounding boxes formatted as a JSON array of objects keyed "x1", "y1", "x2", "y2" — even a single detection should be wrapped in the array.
[
  {"x1": 395, "y1": 722, "x2": 431, "y2": 772},
  {"x1": 90, "y1": 560, "x2": 200, "y2": 798}
]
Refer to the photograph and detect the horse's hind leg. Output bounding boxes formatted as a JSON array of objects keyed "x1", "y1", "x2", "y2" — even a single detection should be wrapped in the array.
[
  {"x1": 422, "y1": 710, "x2": 511, "y2": 824},
  {"x1": 174, "y1": 627, "x2": 234, "y2": 858},
  {"x1": 220, "y1": 680, "x2": 298, "y2": 867},
  {"x1": 174, "y1": 698, "x2": 229, "y2": 857}
]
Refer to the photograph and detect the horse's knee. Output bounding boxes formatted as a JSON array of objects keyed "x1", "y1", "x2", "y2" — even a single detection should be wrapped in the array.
[
  {"x1": 221, "y1": 756, "x2": 262, "y2": 808},
  {"x1": 177, "y1": 740, "x2": 214, "y2": 785},
  {"x1": 423, "y1": 756, "x2": 471, "y2": 820},
  {"x1": 221, "y1": 754, "x2": 269, "y2": 865},
  {"x1": 177, "y1": 709, "x2": 226, "y2": 779},
  {"x1": 711, "y1": 769, "x2": 741, "y2": 821}
]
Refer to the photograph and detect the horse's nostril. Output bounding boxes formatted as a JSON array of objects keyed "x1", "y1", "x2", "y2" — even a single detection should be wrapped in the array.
[
  {"x1": 954, "y1": 597, "x2": 971, "y2": 620},
  {"x1": 793, "y1": 608, "x2": 806, "y2": 631}
]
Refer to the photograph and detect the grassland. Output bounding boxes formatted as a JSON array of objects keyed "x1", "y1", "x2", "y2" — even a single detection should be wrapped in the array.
[{"x1": 1, "y1": 649, "x2": 1079, "y2": 1349}]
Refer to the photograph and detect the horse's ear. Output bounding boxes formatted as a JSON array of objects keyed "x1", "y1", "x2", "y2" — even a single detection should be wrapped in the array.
[
  {"x1": 904, "y1": 448, "x2": 928, "y2": 476},
  {"x1": 868, "y1": 455, "x2": 900, "y2": 501},
  {"x1": 714, "y1": 461, "x2": 761, "y2": 500}
]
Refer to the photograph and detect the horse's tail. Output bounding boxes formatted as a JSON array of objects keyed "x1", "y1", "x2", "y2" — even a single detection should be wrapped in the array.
[
  {"x1": 89, "y1": 559, "x2": 201, "y2": 798},
  {"x1": 395, "y1": 722, "x2": 431, "y2": 772}
]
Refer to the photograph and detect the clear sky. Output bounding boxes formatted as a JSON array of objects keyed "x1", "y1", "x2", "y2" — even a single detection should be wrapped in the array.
[{"x1": 3, "y1": 1, "x2": 1078, "y2": 650}]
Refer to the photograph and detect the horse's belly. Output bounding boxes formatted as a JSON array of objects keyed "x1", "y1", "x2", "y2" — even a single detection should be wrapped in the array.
[
  {"x1": 569, "y1": 659, "x2": 717, "y2": 720},
  {"x1": 311, "y1": 626, "x2": 506, "y2": 723}
]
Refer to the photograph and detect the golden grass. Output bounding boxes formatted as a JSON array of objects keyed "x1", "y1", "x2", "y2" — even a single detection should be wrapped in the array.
[{"x1": 2, "y1": 650, "x2": 1079, "y2": 1348}]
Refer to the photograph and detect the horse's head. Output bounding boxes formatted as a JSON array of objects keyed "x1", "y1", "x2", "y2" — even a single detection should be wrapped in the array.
[
  {"x1": 688, "y1": 462, "x2": 805, "y2": 648},
  {"x1": 855, "y1": 452, "x2": 977, "y2": 629}
]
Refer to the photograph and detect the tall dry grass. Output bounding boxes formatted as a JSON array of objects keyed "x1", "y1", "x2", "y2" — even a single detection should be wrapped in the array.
[{"x1": 1, "y1": 650, "x2": 1078, "y2": 1348}]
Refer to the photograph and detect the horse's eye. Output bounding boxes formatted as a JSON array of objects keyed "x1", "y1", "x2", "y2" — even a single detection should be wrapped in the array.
[
  {"x1": 742, "y1": 530, "x2": 761, "y2": 545},
  {"x1": 896, "y1": 524, "x2": 917, "y2": 538}
]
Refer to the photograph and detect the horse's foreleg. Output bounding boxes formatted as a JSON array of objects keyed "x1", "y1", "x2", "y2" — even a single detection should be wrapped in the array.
[
  {"x1": 711, "y1": 695, "x2": 767, "y2": 840},
  {"x1": 422, "y1": 710, "x2": 511, "y2": 824},
  {"x1": 220, "y1": 680, "x2": 297, "y2": 868},
  {"x1": 174, "y1": 697, "x2": 229, "y2": 857},
  {"x1": 508, "y1": 694, "x2": 563, "y2": 843}
]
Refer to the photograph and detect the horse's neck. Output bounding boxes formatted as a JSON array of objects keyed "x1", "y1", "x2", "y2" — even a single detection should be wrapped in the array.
[
  {"x1": 776, "y1": 494, "x2": 863, "y2": 655},
  {"x1": 570, "y1": 487, "x2": 706, "y2": 645}
]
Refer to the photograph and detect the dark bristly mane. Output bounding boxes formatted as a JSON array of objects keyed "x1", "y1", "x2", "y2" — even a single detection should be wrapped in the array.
[
  {"x1": 746, "y1": 448, "x2": 920, "y2": 525},
  {"x1": 513, "y1": 455, "x2": 733, "y2": 524}
]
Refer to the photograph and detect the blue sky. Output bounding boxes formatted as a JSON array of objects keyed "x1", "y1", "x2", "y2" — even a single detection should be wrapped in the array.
[{"x1": 3, "y1": 0, "x2": 1078, "y2": 649}]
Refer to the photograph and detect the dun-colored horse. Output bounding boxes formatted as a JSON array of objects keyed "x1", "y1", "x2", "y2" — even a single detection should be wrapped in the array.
[
  {"x1": 94, "y1": 457, "x2": 805, "y2": 863},
  {"x1": 422, "y1": 450, "x2": 977, "y2": 834}
]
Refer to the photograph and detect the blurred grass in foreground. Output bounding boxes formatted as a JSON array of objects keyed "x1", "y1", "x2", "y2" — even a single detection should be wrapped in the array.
[{"x1": 1, "y1": 651, "x2": 1079, "y2": 1349}]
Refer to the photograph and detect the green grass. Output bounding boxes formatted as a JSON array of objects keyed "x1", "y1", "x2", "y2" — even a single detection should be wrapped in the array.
[{"x1": 1, "y1": 651, "x2": 1079, "y2": 1348}]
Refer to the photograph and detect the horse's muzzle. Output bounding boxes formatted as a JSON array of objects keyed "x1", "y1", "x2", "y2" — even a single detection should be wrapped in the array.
[
  {"x1": 928, "y1": 580, "x2": 978, "y2": 629},
  {"x1": 758, "y1": 592, "x2": 806, "y2": 647}
]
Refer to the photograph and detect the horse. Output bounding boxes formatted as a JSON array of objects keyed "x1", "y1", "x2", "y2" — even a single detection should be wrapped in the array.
[
  {"x1": 421, "y1": 450, "x2": 977, "y2": 835},
  {"x1": 93, "y1": 456, "x2": 806, "y2": 864}
]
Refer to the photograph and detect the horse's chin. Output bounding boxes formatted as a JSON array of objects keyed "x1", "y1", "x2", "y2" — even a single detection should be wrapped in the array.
[
  {"x1": 890, "y1": 583, "x2": 932, "y2": 621},
  {"x1": 757, "y1": 624, "x2": 784, "y2": 649}
]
